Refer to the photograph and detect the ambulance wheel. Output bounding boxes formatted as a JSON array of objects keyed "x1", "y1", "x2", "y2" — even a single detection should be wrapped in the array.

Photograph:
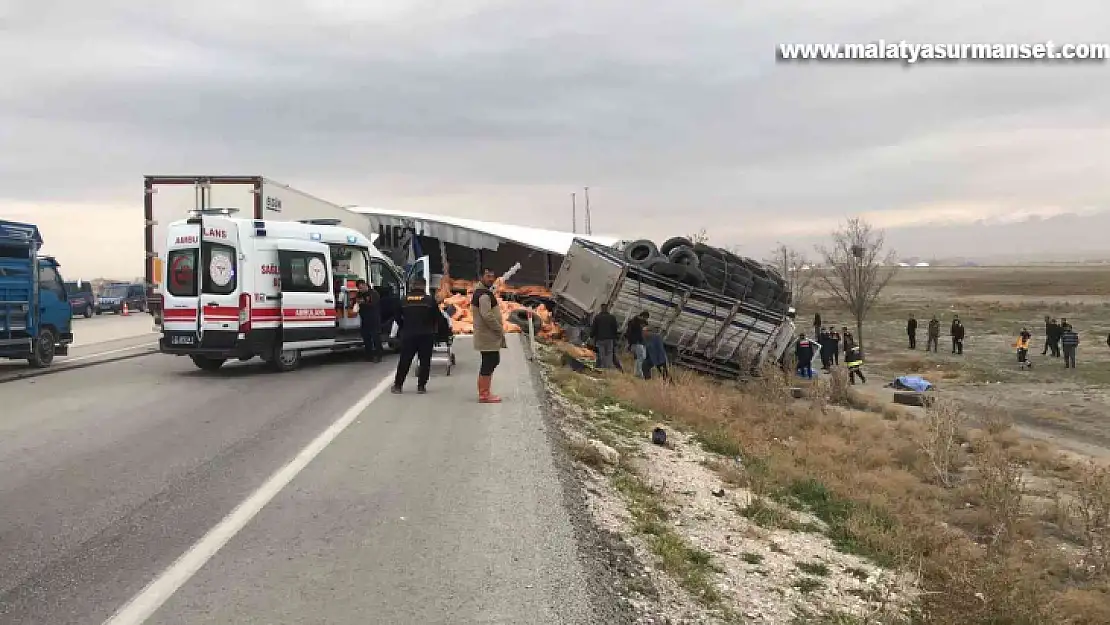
[
  {"x1": 269, "y1": 346, "x2": 302, "y2": 372},
  {"x1": 189, "y1": 355, "x2": 226, "y2": 371},
  {"x1": 28, "y1": 329, "x2": 56, "y2": 368}
]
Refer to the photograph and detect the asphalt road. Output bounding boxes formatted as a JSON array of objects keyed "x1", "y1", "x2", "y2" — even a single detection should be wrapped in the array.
[{"x1": 0, "y1": 340, "x2": 597, "y2": 624}]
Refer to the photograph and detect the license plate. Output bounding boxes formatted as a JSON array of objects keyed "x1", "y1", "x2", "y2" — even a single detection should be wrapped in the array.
[{"x1": 170, "y1": 334, "x2": 196, "y2": 346}]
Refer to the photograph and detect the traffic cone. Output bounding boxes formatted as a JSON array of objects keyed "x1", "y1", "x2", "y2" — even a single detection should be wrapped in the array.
[{"x1": 122, "y1": 302, "x2": 130, "y2": 316}]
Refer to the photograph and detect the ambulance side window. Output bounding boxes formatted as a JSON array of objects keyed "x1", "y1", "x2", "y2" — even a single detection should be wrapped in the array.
[{"x1": 279, "y1": 251, "x2": 330, "y2": 293}]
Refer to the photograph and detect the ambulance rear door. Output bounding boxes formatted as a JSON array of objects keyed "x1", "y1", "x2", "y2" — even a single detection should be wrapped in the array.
[
  {"x1": 196, "y1": 219, "x2": 242, "y2": 335},
  {"x1": 276, "y1": 240, "x2": 337, "y2": 349}
]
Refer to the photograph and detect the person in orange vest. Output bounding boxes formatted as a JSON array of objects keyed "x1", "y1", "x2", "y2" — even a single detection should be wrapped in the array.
[{"x1": 1014, "y1": 327, "x2": 1032, "y2": 369}]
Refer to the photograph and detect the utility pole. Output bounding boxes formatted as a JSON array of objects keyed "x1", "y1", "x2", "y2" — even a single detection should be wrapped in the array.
[
  {"x1": 571, "y1": 192, "x2": 577, "y2": 234},
  {"x1": 583, "y1": 186, "x2": 592, "y2": 235}
]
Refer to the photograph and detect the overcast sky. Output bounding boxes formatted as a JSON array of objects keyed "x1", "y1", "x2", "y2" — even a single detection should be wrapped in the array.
[{"x1": 2, "y1": 0, "x2": 1109, "y2": 278}]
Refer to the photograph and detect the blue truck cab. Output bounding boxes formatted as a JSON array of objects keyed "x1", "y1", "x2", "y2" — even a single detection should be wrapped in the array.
[{"x1": 0, "y1": 220, "x2": 74, "y2": 367}]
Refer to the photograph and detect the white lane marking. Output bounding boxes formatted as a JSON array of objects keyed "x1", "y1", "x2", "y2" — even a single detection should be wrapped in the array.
[
  {"x1": 64, "y1": 342, "x2": 159, "y2": 363},
  {"x1": 102, "y1": 374, "x2": 395, "y2": 625}
]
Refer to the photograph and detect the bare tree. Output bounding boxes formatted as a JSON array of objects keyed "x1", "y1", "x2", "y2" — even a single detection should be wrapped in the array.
[
  {"x1": 765, "y1": 244, "x2": 816, "y2": 307},
  {"x1": 816, "y1": 218, "x2": 898, "y2": 351},
  {"x1": 686, "y1": 228, "x2": 709, "y2": 245}
]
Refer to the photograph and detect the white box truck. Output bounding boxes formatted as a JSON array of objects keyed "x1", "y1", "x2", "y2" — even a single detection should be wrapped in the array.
[{"x1": 143, "y1": 175, "x2": 374, "y2": 323}]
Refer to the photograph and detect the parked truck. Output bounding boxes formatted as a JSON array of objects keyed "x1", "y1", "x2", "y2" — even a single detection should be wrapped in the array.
[
  {"x1": 0, "y1": 220, "x2": 74, "y2": 367},
  {"x1": 144, "y1": 175, "x2": 374, "y2": 323},
  {"x1": 550, "y1": 238, "x2": 795, "y2": 378}
]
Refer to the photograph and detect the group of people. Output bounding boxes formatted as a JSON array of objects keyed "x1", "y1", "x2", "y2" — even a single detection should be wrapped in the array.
[
  {"x1": 588, "y1": 304, "x2": 670, "y2": 380},
  {"x1": 906, "y1": 313, "x2": 965, "y2": 354},
  {"x1": 904, "y1": 311, "x2": 1087, "y2": 369},
  {"x1": 796, "y1": 314, "x2": 866, "y2": 384},
  {"x1": 349, "y1": 268, "x2": 507, "y2": 403}
]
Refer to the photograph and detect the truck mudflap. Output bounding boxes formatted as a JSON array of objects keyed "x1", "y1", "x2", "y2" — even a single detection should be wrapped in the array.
[{"x1": 160, "y1": 328, "x2": 278, "y2": 360}]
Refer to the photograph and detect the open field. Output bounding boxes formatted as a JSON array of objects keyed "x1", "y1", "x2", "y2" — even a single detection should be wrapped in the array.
[{"x1": 809, "y1": 265, "x2": 1110, "y2": 456}]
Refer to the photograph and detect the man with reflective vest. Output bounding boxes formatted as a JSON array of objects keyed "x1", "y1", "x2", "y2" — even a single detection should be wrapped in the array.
[
  {"x1": 391, "y1": 278, "x2": 443, "y2": 394},
  {"x1": 846, "y1": 344, "x2": 866, "y2": 385},
  {"x1": 472, "y1": 268, "x2": 507, "y2": 403}
]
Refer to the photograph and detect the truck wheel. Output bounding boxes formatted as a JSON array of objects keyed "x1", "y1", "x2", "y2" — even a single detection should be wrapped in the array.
[
  {"x1": 28, "y1": 329, "x2": 56, "y2": 368},
  {"x1": 84, "y1": 305, "x2": 93, "y2": 318},
  {"x1": 189, "y1": 355, "x2": 226, "y2": 371},
  {"x1": 269, "y1": 344, "x2": 302, "y2": 372}
]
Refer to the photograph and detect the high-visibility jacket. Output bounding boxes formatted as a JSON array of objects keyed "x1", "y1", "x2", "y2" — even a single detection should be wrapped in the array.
[{"x1": 846, "y1": 347, "x2": 863, "y2": 368}]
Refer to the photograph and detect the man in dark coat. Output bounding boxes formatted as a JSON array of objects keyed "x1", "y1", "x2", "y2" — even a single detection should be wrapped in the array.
[
  {"x1": 829, "y1": 327, "x2": 841, "y2": 366},
  {"x1": 951, "y1": 316, "x2": 965, "y2": 355},
  {"x1": 354, "y1": 279, "x2": 382, "y2": 362},
  {"x1": 907, "y1": 314, "x2": 918, "y2": 349},
  {"x1": 391, "y1": 279, "x2": 445, "y2": 394},
  {"x1": 818, "y1": 327, "x2": 832, "y2": 370}
]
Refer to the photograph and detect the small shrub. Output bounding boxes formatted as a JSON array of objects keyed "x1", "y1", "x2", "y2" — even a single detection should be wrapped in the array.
[{"x1": 918, "y1": 399, "x2": 968, "y2": 487}]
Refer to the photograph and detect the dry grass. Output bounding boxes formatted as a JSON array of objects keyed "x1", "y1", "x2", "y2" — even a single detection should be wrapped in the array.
[{"x1": 547, "y1": 355, "x2": 1110, "y2": 624}]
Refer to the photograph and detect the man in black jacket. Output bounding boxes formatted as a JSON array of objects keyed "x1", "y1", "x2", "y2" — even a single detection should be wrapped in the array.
[
  {"x1": 951, "y1": 316, "x2": 965, "y2": 355},
  {"x1": 391, "y1": 279, "x2": 444, "y2": 394},
  {"x1": 354, "y1": 280, "x2": 382, "y2": 362},
  {"x1": 590, "y1": 304, "x2": 620, "y2": 369},
  {"x1": 907, "y1": 314, "x2": 918, "y2": 349}
]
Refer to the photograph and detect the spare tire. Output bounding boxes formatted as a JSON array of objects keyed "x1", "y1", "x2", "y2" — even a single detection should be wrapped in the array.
[
  {"x1": 680, "y1": 265, "x2": 706, "y2": 287},
  {"x1": 651, "y1": 261, "x2": 688, "y2": 282},
  {"x1": 667, "y1": 246, "x2": 700, "y2": 268},
  {"x1": 623, "y1": 239, "x2": 660, "y2": 265},
  {"x1": 660, "y1": 236, "x2": 694, "y2": 256}
]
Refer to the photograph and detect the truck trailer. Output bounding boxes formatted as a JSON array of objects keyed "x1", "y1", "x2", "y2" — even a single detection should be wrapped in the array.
[
  {"x1": 551, "y1": 238, "x2": 795, "y2": 378},
  {"x1": 144, "y1": 175, "x2": 373, "y2": 323}
]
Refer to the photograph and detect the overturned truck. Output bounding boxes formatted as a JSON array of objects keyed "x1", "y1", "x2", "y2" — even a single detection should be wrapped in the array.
[{"x1": 550, "y1": 238, "x2": 796, "y2": 379}]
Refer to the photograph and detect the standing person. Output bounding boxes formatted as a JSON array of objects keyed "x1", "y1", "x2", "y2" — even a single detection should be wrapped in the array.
[
  {"x1": 818, "y1": 327, "x2": 832, "y2": 371},
  {"x1": 590, "y1": 304, "x2": 620, "y2": 370},
  {"x1": 642, "y1": 326, "x2": 670, "y2": 380},
  {"x1": 1015, "y1": 327, "x2": 1032, "y2": 368},
  {"x1": 1048, "y1": 318, "x2": 1062, "y2": 357},
  {"x1": 472, "y1": 268, "x2": 507, "y2": 403},
  {"x1": 841, "y1": 327, "x2": 855, "y2": 362},
  {"x1": 951, "y1": 316, "x2": 965, "y2": 355},
  {"x1": 813, "y1": 313, "x2": 822, "y2": 341},
  {"x1": 1061, "y1": 323, "x2": 1080, "y2": 369},
  {"x1": 846, "y1": 344, "x2": 866, "y2": 385},
  {"x1": 354, "y1": 279, "x2": 382, "y2": 362},
  {"x1": 390, "y1": 279, "x2": 442, "y2": 394},
  {"x1": 1041, "y1": 316, "x2": 1053, "y2": 356},
  {"x1": 927, "y1": 316, "x2": 941, "y2": 352},
  {"x1": 625, "y1": 311, "x2": 649, "y2": 378},
  {"x1": 907, "y1": 314, "x2": 918, "y2": 349},
  {"x1": 795, "y1": 334, "x2": 816, "y2": 379},
  {"x1": 829, "y1": 327, "x2": 841, "y2": 366}
]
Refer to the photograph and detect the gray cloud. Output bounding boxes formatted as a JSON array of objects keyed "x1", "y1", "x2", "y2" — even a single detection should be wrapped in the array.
[{"x1": 2, "y1": 0, "x2": 1110, "y2": 276}]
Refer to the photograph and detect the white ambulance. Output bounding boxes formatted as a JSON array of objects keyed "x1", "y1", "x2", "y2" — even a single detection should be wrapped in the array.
[{"x1": 158, "y1": 210, "x2": 430, "y2": 372}]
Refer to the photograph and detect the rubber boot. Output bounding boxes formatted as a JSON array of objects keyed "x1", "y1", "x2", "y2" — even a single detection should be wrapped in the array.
[{"x1": 478, "y1": 375, "x2": 502, "y2": 403}]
